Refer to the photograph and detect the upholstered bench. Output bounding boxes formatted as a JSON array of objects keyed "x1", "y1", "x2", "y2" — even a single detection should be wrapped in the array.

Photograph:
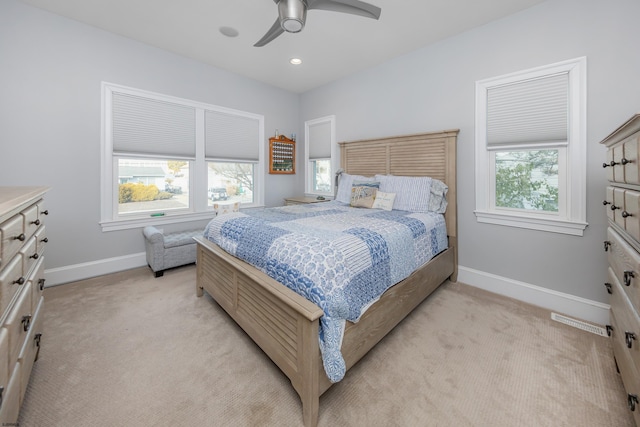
[{"x1": 143, "y1": 226, "x2": 202, "y2": 277}]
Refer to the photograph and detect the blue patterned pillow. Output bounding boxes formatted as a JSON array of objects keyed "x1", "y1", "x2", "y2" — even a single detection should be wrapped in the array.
[{"x1": 375, "y1": 175, "x2": 447, "y2": 213}]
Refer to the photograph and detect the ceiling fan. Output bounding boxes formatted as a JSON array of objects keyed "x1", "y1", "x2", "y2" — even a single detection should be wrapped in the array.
[{"x1": 254, "y1": 0, "x2": 382, "y2": 47}]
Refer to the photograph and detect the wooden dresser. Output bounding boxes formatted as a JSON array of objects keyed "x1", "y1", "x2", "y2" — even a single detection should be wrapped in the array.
[
  {"x1": 0, "y1": 187, "x2": 48, "y2": 423},
  {"x1": 601, "y1": 114, "x2": 640, "y2": 425}
]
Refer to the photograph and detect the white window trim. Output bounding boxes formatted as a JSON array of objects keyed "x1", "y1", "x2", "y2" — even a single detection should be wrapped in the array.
[
  {"x1": 474, "y1": 57, "x2": 588, "y2": 236},
  {"x1": 100, "y1": 82, "x2": 264, "y2": 232},
  {"x1": 304, "y1": 115, "x2": 336, "y2": 197}
]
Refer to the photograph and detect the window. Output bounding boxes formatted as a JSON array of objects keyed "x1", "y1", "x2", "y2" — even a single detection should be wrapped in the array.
[
  {"x1": 304, "y1": 115, "x2": 336, "y2": 196},
  {"x1": 101, "y1": 83, "x2": 264, "y2": 231},
  {"x1": 474, "y1": 57, "x2": 587, "y2": 236}
]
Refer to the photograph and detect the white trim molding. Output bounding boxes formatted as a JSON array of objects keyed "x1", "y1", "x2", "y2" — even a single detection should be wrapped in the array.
[
  {"x1": 457, "y1": 265, "x2": 610, "y2": 326},
  {"x1": 44, "y1": 252, "x2": 147, "y2": 287},
  {"x1": 475, "y1": 57, "x2": 588, "y2": 236}
]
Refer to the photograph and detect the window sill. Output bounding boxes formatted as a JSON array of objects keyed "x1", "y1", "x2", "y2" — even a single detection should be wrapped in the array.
[
  {"x1": 474, "y1": 210, "x2": 588, "y2": 236},
  {"x1": 100, "y1": 211, "x2": 216, "y2": 232}
]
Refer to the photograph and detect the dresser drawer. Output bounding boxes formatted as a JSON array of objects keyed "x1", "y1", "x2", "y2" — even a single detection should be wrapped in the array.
[
  {"x1": 609, "y1": 270, "x2": 640, "y2": 374},
  {"x1": 0, "y1": 364, "x2": 20, "y2": 425},
  {"x1": 604, "y1": 187, "x2": 640, "y2": 242},
  {"x1": 4, "y1": 282, "x2": 32, "y2": 372},
  {"x1": 20, "y1": 236, "x2": 39, "y2": 278},
  {"x1": 607, "y1": 227, "x2": 640, "y2": 313},
  {"x1": 610, "y1": 310, "x2": 640, "y2": 426},
  {"x1": 625, "y1": 190, "x2": 640, "y2": 242},
  {"x1": 614, "y1": 187, "x2": 626, "y2": 229},
  {"x1": 0, "y1": 215, "x2": 24, "y2": 271},
  {"x1": 18, "y1": 297, "x2": 43, "y2": 403},
  {"x1": 29, "y1": 258, "x2": 45, "y2": 314},
  {"x1": 34, "y1": 225, "x2": 47, "y2": 255},
  {"x1": 0, "y1": 256, "x2": 23, "y2": 318},
  {"x1": 606, "y1": 187, "x2": 615, "y2": 222},
  {"x1": 605, "y1": 131, "x2": 640, "y2": 185},
  {"x1": 0, "y1": 328, "x2": 9, "y2": 397},
  {"x1": 20, "y1": 204, "x2": 40, "y2": 241}
]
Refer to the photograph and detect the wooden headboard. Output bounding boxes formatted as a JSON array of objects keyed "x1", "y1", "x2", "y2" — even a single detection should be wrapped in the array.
[{"x1": 339, "y1": 129, "x2": 459, "y2": 276}]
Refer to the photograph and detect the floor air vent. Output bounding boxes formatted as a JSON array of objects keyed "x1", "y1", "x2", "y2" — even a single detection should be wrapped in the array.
[{"x1": 551, "y1": 313, "x2": 608, "y2": 337}]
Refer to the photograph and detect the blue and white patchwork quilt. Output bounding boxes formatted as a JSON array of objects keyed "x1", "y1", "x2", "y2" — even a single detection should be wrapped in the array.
[{"x1": 203, "y1": 201, "x2": 448, "y2": 382}]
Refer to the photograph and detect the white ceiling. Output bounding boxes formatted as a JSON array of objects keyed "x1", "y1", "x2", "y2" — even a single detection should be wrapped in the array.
[{"x1": 19, "y1": 0, "x2": 546, "y2": 93}]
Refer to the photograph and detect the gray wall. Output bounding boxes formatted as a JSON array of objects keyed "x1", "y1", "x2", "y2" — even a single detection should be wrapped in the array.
[
  {"x1": 0, "y1": 0, "x2": 302, "y2": 271},
  {"x1": 299, "y1": 0, "x2": 640, "y2": 305}
]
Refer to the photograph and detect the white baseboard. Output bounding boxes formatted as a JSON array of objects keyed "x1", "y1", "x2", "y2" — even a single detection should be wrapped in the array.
[
  {"x1": 44, "y1": 252, "x2": 147, "y2": 287},
  {"x1": 457, "y1": 266, "x2": 610, "y2": 326}
]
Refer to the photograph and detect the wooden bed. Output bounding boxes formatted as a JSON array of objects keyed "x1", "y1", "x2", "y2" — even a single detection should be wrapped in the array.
[{"x1": 194, "y1": 129, "x2": 458, "y2": 427}]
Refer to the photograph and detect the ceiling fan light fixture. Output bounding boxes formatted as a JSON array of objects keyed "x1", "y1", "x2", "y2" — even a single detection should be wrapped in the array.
[{"x1": 278, "y1": 0, "x2": 307, "y2": 33}]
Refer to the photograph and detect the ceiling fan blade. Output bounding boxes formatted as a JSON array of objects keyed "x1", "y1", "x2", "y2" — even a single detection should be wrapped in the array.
[
  {"x1": 307, "y1": 0, "x2": 381, "y2": 20},
  {"x1": 254, "y1": 18, "x2": 285, "y2": 47}
]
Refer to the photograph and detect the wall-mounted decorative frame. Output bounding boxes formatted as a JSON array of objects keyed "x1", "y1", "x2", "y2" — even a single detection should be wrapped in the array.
[{"x1": 269, "y1": 135, "x2": 296, "y2": 174}]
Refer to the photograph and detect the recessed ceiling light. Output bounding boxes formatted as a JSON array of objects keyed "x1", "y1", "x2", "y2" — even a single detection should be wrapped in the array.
[
  {"x1": 290, "y1": 58, "x2": 302, "y2": 65},
  {"x1": 219, "y1": 26, "x2": 239, "y2": 38}
]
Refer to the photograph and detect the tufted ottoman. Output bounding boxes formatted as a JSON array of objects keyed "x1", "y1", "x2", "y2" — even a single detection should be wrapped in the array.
[{"x1": 142, "y1": 226, "x2": 202, "y2": 277}]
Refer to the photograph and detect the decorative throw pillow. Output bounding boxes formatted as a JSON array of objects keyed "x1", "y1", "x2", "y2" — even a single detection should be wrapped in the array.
[
  {"x1": 371, "y1": 191, "x2": 396, "y2": 211},
  {"x1": 350, "y1": 181, "x2": 379, "y2": 208},
  {"x1": 336, "y1": 173, "x2": 376, "y2": 204}
]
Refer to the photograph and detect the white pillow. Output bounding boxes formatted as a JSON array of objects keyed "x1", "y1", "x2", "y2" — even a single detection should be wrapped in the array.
[
  {"x1": 375, "y1": 175, "x2": 447, "y2": 213},
  {"x1": 372, "y1": 191, "x2": 396, "y2": 211},
  {"x1": 335, "y1": 173, "x2": 375, "y2": 204}
]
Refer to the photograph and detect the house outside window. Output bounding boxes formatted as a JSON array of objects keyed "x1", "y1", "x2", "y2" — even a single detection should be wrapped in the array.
[
  {"x1": 101, "y1": 82, "x2": 264, "y2": 231},
  {"x1": 305, "y1": 115, "x2": 336, "y2": 196},
  {"x1": 474, "y1": 57, "x2": 587, "y2": 236}
]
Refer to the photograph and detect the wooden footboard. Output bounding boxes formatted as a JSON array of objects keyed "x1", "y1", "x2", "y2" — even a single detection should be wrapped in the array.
[
  {"x1": 196, "y1": 236, "x2": 454, "y2": 427},
  {"x1": 195, "y1": 236, "x2": 325, "y2": 426}
]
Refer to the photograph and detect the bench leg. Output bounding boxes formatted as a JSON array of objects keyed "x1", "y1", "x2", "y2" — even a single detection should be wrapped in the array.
[{"x1": 154, "y1": 270, "x2": 164, "y2": 278}]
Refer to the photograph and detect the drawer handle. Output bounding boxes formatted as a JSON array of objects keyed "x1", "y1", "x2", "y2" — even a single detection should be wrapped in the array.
[
  {"x1": 622, "y1": 211, "x2": 633, "y2": 218},
  {"x1": 30, "y1": 253, "x2": 39, "y2": 260},
  {"x1": 604, "y1": 283, "x2": 613, "y2": 294},
  {"x1": 41, "y1": 210, "x2": 49, "y2": 216},
  {"x1": 21, "y1": 315, "x2": 32, "y2": 332},
  {"x1": 603, "y1": 161, "x2": 619, "y2": 168},
  {"x1": 622, "y1": 157, "x2": 632, "y2": 165},
  {"x1": 629, "y1": 394, "x2": 639, "y2": 412},
  {"x1": 625, "y1": 331, "x2": 636, "y2": 349},
  {"x1": 603, "y1": 200, "x2": 611, "y2": 206},
  {"x1": 611, "y1": 204, "x2": 620, "y2": 211},
  {"x1": 14, "y1": 233, "x2": 25, "y2": 242},
  {"x1": 38, "y1": 278, "x2": 45, "y2": 291},
  {"x1": 35, "y1": 333, "x2": 42, "y2": 361},
  {"x1": 604, "y1": 241, "x2": 611, "y2": 252},
  {"x1": 13, "y1": 277, "x2": 25, "y2": 285},
  {"x1": 624, "y1": 270, "x2": 635, "y2": 287},
  {"x1": 30, "y1": 219, "x2": 40, "y2": 226},
  {"x1": 606, "y1": 325, "x2": 613, "y2": 336},
  {"x1": 41, "y1": 237, "x2": 49, "y2": 243}
]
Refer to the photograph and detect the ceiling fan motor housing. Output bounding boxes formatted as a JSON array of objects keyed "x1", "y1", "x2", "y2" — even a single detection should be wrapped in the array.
[{"x1": 278, "y1": 0, "x2": 307, "y2": 33}]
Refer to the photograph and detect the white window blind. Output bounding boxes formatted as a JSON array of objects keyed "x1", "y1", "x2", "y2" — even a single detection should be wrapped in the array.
[
  {"x1": 308, "y1": 120, "x2": 332, "y2": 159},
  {"x1": 205, "y1": 110, "x2": 260, "y2": 162},
  {"x1": 112, "y1": 92, "x2": 196, "y2": 158},
  {"x1": 487, "y1": 73, "x2": 569, "y2": 149}
]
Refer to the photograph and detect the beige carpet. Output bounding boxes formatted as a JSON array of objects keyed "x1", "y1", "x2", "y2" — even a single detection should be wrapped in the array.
[{"x1": 18, "y1": 265, "x2": 634, "y2": 427}]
